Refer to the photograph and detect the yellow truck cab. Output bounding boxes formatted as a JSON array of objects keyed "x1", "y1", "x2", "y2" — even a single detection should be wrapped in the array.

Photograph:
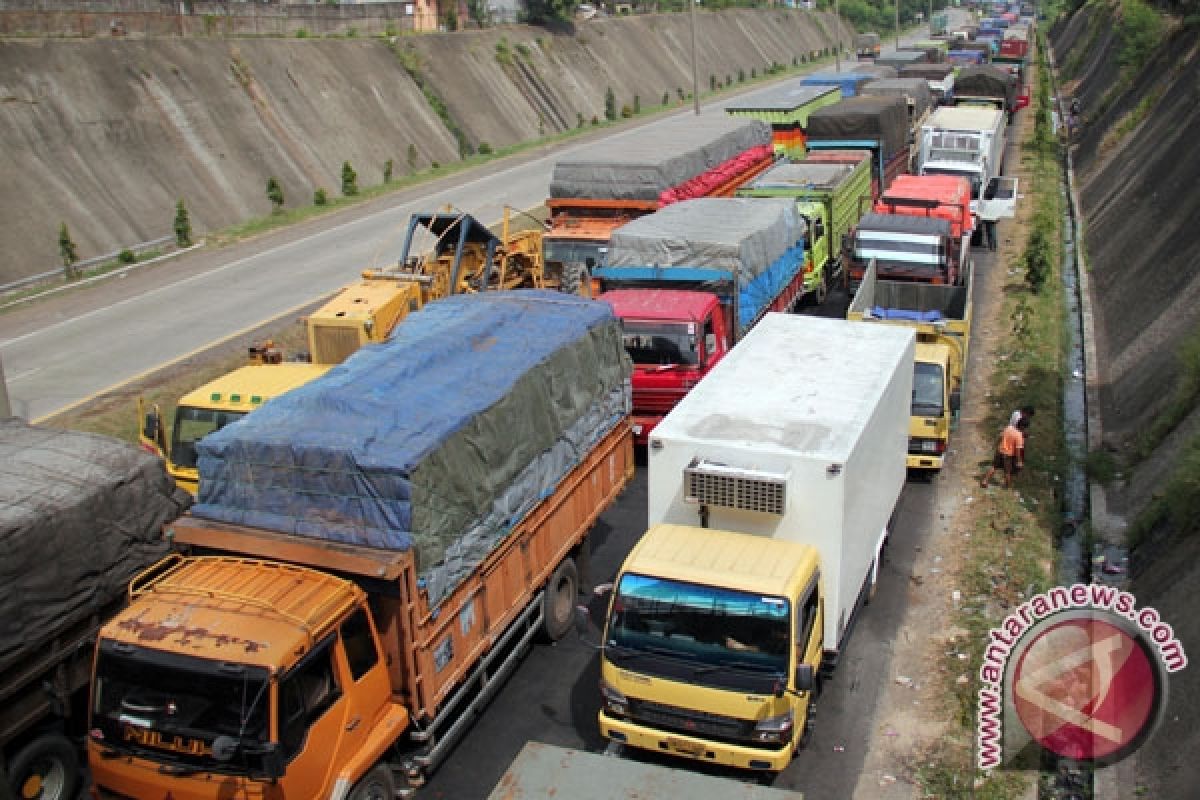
[
  {"x1": 847, "y1": 260, "x2": 973, "y2": 471},
  {"x1": 139, "y1": 363, "x2": 331, "y2": 495},
  {"x1": 598, "y1": 313, "x2": 913, "y2": 774},
  {"x1": 88, "y1": 555, "x2": 408, "y2": 800}
]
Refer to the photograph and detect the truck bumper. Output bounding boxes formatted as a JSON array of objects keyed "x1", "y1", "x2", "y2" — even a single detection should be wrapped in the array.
[
  {"x1": 598, "y1": 712, "x2": 793, "y2": 772},
  {"x1": 907, "y1": 453, "x2": 946, "y2": 470}
]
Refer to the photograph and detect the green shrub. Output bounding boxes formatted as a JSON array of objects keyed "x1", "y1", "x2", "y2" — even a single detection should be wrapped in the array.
[
  {"x1": 516, "y1": 42, "x2": 531, "y2": 59},
  {"x1": 295, "y1": 28, "x2": 309, "y2": 39},
  {"x1": 382, "y1": 159, "x2": 394, "y2": 183},
  {"x1": 1118, "y1": 0, "x2": 1163, "y2": 73},
  {"x1": 478, "y1": 142, "x2": 493, "y2": 155},
  {"x1": 173, "y1": 201, "x2": 192, "y2": 248},
  {"x1": 118, "y1": 248, "x2": 136, "y2": 265},
  {"x1": 341, "y1": 161, "x2": 358, "y2": 196},
  {"x1": 577, "y1": 111, "x2": 584, "y2": 128},
  {"x1": 59, "y1": 222, "x2": 78, "y2": 277},
  {"x1": 633, "y1": 95, "x2": 640, "y2": 114},
  {"x1": 1085, "y1": 449, "x2": 1119, "y2": 484},
  {"x1": 662, "y1": 92, "x2": 669, "y2": 106},
  {"x1": 604, "y1": 87, "x2": 616, "y2": 121},
  {"x1": 266, "y1": 176, "x2": 284, "y2": 212},
  {"x1": 407, "y1": 144, "x2": 418, "y2": 173},
  {"x1": 314, "y1": 187, "x2": 328, "y2": 206},
  {"x1": 738, "y1": 68, "x2": 746, "y2": 83},
  {"x1": 346, "y1": 27, "x2": 358, "y2": 38},
  {"x1": 620, "y1": 104, "x2": 632, "y2": 118},
  {"x1": 431, "y1": 161, "x2": 441, "y2": 169},
  {"x1": 496, "y1": 38, "x2": 513, "y2": 66}
]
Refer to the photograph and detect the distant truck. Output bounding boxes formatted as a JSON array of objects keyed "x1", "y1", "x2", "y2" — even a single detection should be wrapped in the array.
[
  {"x1": 726, "y1": 84, "x2": 842, "y2": 160},
  {"x1": 848, "y1": 259, "x2": 974, "y2": 470},
  {"x1": 846, "y1": 173, "x2": 975, "y2": 289},
  {"x1": 0, "y1": 420, "x2": 188, "y2": 800},
  {"x1": 897, "y1": 63, "x2": 957, "y2": 106},
  {"x1": 543, "y1": 114, "x2": 775, "y2": 290},
  {"x1": 491, "y1": 742, "x2": 804, "y2": 799},
  {"x1": 861, "y1": 78, "x2": 937, "y2": 148},
  {"x1": 594, "y1": 313, "x2": 913, "y2": 772},
  {"x1": 953, "y1": 64, "x2": 1022, "y2": 118},
  {"x1": 806, "y1": 95, "x2": 912, "y2": 199},
  {"x1": 917, "y1": 105, "x2": 1010, "y2": 221},
  {"x1": 855, "y1": 31, "x2": 881, "y2": 59},
  {"x1": 88, "y1": 291, "x2": 635, "y2": 799},
  {"x1": 596, "y1": 197, "x2": 806, "y2": 444},
  {"x1": 737, "y1": 158, "x2": 874, "y2": 304}
]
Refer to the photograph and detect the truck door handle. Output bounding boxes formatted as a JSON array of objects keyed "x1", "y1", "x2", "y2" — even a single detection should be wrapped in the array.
[{"x1": 346, "y1": 716, "x2": 362, "y2": 732}]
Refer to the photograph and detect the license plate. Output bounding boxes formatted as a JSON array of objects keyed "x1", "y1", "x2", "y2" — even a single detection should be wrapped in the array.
[{"x1": 667, "y1": 737, "x2": 704, "y2": 757}]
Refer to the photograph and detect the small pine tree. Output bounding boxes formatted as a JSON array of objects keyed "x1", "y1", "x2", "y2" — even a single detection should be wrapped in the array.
[
  {"x1": 341, "y1": 161, "x2": 358, "y2": 196},
  {"x1": 577, "y1": 111, "x2": 584, "y2": 128},
  {"x1": 173, "y1": 200, "x2": 192, "y2": 248},
  {"x1": 383, "y1": 159, "x2": 394, "y2": 183},
  {"x1": 604, "y1": 87, "x2": 616, "y2": 121},
  {"x1": 58, "y1": 222, "x2": 78, "y2": 279},
  {"x1": 314, "y1": 187, "x2": 328, "y2": 206},
  {"x1": 738, "y1": 68, "x2": 746, "y2": 83},
  {"x1": 662, "y1": 92, "x2": 669, "y2": 106},
  {"x1": 633, "y1": 95, "x2": 641, "y2": 114},
  {"x1": 266, "y1": 176, "x2": 284, "y2": 213},
  {"x1": 406, "y1": 144, "x2": 418, "y2": 174}
]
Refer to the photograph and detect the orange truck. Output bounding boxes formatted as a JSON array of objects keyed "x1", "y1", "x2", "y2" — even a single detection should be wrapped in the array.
[
  {"x1": 87, "y1": 291, "x2": 634, "y2": 799},
  {"x1": 543, "y1": 114, "x2": 775, "y2": 293}
]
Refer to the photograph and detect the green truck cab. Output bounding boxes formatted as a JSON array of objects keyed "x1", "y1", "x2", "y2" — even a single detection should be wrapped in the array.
[{"x1": 737, "y1": 159, "x2": 873, "y2": 304}]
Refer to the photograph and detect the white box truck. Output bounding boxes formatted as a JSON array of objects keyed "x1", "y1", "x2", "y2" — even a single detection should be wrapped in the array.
[
  {"x1": 595, "y1": 313, "x2": 914, "y2": 773},
  {"x1": 917, "y1": 105, "x2": 1014, "y2": 220}
]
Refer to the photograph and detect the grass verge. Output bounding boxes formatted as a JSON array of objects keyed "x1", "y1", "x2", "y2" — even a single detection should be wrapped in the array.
[{"x1": 912, "y1": 33, "x2": 1064, "y2": 796}]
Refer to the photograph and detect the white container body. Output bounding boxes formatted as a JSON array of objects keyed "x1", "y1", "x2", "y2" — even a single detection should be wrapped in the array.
[{"x1": 646, "y1": 313, "x2": 914, "y2": 653}]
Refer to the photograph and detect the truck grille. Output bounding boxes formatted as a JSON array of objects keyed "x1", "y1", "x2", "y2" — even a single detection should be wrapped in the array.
[
  {"x1": 684, "y1": 459, "x2": 786, "y2": 515},
  {"x1": 630, "y1": 698, "x2": 754, "y2": 742},
  {"x1": 312, "y1": 325, "x2": 361, "y2": 365}
]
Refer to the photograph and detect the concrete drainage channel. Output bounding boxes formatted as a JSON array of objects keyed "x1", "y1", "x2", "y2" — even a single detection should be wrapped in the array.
[{"x1": 1041, "y1": 48, "x2": 1131, "y2": 800}]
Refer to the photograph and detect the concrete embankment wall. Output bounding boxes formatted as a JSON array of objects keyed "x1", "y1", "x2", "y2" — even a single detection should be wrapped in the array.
[{"x1": 0, "y1": 9, "x2": 848, "y2": 282}]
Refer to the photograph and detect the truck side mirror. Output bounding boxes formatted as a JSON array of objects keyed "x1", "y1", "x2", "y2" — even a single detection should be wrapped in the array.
[
  {"x1": 794, "y1": 664, "x2": 815, "y2": 692},
  {"x1": 142, "y1": 409, "x2": 161, "y2": 442}
]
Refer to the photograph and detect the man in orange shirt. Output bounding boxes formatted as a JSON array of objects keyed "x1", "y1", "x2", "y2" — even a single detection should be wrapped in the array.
[{"x1": 980, "y1": 418, "x2": 1027, "y2": 489}]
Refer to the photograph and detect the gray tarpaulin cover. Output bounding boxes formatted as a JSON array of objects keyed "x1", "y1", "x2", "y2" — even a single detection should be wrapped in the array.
[
  {"x1": 548, "y1": 114, "x2": 771, "y2": 201},
  {"x1": 605, "y1": 197, "x2": 802, "y2": 280},
  {"x1": 194, "y1": 291, "x2": 631, "y2": 606},
  {"x1": 955, "y1": 65, "x2": 1017, "y2": 108},
  {"x1": 861, "y1": 78, "x2": 935, "y2": 121},
  {"x1": 0, "y1": 419, "x2": 190, "y2": 673},
  {"x1": 806, "y1": 95, "x2": 910, "y2": 162},
  {"x1": 851, "y1": 64, "x2": 898, "y2": 81}
]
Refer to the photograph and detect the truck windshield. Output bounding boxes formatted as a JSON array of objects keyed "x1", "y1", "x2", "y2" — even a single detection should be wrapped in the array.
[
  {"x1": 543, "y1": 239, "x2": 607, "y2": 271},
  {"x1": 620, "y1": 321, "x2": 698, "y2": 366},
  {"x1": 912, "y1": 362, "x2": 946, "y2": 417},
  {"x1": 170, "y1": 406, "x2": 247, "y2": 468},
  {"x1": 606, "y1": 573, "x2": 790, "y2": 692},
  {"x1": 91, "y1": 644, "x2": 271, "y2": 776}
]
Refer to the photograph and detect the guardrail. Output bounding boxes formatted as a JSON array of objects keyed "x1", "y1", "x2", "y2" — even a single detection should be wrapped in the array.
[{"x1": 0, "y1": 235, "x2": 175, "y2": 295}]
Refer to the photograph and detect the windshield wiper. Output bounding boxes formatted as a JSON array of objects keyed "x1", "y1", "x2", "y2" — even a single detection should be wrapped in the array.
[{"x1": 693, "y1": 660, "x2": 785, "y2": 676}]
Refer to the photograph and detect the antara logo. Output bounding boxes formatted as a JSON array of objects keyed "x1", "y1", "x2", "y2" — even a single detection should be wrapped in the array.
[{"x1": 123, "y1": 724, "x2": 212, "y2": 757}]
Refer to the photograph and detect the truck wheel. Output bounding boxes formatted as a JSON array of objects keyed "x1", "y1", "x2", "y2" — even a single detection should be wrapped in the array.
[
  {"x1": 561, "y1": 263, "x2": 587, "y2": 296},
  {"x1": 542, "y1": 557, "x2": 579, "y2": 641},
  {"x1": 795, "y1": 696, "x2": 817, "y2": 752},
  {"x1": 9, "y1": 734, "x2": 79, "y2": 800},
  {"x1": 347, "y1": 764, "x2": 395, "y2": 800}
]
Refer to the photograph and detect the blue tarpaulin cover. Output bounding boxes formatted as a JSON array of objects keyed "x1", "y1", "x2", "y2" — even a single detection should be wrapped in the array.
[
  {"x1": 872, "y1": 306, "x2": 946, "y2": 322},
  {"x1": 194, "y1": 291, "x2": 630, "y2": 603}
]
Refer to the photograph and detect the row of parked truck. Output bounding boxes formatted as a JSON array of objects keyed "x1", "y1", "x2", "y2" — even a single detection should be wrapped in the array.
[{"x1": 3, "y1": 14, "x2": 1032, "y2": 800}]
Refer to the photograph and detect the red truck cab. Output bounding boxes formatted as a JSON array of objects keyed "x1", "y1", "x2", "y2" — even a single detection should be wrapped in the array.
[{"x1": 600, "y1": 289, "x2": 730, "y2": 445}]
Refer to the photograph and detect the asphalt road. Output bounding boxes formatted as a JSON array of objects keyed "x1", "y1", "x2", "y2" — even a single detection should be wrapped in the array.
[
  {"x1": 417, "y1": 463, "x2": 944, "y2": 800},
  {"x1": 0, "y1": 23, "x2": 948, "y2": 423}
]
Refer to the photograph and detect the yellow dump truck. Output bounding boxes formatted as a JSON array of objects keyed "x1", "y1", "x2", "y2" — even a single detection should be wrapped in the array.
[
  {"x1": 847, "y1": 259, "x2": 973, "y2": 470},
  {"x1": 594, "y1": 313, "x2": 913, "y2": 773}
]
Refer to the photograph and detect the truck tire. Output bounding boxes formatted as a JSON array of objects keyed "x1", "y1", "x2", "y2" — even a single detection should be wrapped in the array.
[
  {"x1": 541, "y1": 557, "x2": 579, "y2": 641},
  {"x1": 561, "y1": 263, "x2": 587, "y2": 297},
  {"x1": 8, "y1": 734, "x2": 79, "y2": 800},
  {"x1": 347, "y1": 764, "x2": 395, "y2": 800}
]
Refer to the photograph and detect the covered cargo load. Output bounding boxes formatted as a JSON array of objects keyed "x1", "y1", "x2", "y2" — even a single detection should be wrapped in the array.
[
  {"x1": 875, "y1": 51, "x2": 928, "y2": 70},
  {"x1": 955, "y1": 65, "x2": 1017, "y2": 109},
  {"x1": 851, "y1": 64, "x2": 898, "y2": 81},
  {"x1": 0, "y1": 420, "x2": 190, "y2": 672},
  {"x1": 806, "y1": 95, "x2": 910, "y2": 163},
  {"x1": 899, "y1": 63, "x2": 956, "y2": 82},
  {"x1": 603, "y1": 197, "x2": 804, "y2": 330},
  {"x1": 861, "y1": 78, "x2": 935, "y2": 123},
  {"x1": 548, "y1": 114, "x2": 771, "y2": 202},
  {"x1": 194, "y1": 291, "x2": 631, "y2": 605},
  {"x1": 800, "y1": 70, "x2": 874, "y2": 97},
  {"x1": 726, "y1": 84, "x2": 842, "y2": 159}
]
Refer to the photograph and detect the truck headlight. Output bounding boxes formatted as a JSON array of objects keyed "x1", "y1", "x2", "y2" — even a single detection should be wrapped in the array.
[
  {"x1": 600, "y1": 679, "x2": 630, "y2": 718},
  {"x1": 752, "y1": 710, "x2": 794, "y2": 744}
]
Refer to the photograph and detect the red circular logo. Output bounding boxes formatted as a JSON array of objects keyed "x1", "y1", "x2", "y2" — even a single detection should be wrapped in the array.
[{"x1": 1012, "y1": 615, "x2": 1162, "y2": 763}]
